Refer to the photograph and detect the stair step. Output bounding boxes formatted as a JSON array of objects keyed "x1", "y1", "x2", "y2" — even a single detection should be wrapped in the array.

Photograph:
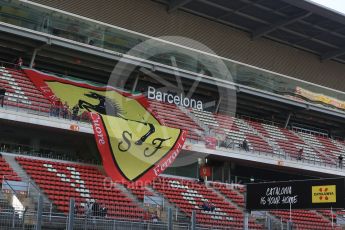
[{"x1": 2, "y1": 153, "x2": 51, "y2": 205}]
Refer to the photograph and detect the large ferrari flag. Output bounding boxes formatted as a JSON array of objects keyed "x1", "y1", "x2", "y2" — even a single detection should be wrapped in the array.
[{"x1": 24, "y1": 68, "x2": 187, "y2": 184}]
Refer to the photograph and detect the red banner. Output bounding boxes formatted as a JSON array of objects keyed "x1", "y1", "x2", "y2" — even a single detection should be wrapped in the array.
[{"x1": 200, "y1": 166, "x2": 211, "y2": 177}]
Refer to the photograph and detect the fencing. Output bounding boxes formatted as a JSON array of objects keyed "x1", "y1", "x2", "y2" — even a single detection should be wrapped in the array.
[
  {"x1": 0, "y1": 175, "x2": 299, "y2": 230},
  {"x1": 0, "y1": 193, "x2": 264, "y2": 230}
]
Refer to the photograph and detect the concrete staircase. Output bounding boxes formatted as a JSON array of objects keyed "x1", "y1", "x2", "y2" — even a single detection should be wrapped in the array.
[
  {"x1": 178, "y1": 106, "x2": 208, "y2": 137},
  {"x1": 146, "y1": 186, "x2": 190, "y2": 224},
  {"x1": 0, "y1": 189, "x2": 14, "y2": 211},
  {"x1": 206, "y1": 183, "x2": 243, "y2": 211},
  {"x1": 2, "y1": 154, "x2": 28, "y2": 179},
  {"x1": 314, "y1": 210, "x2": 340, "y2": 229},
  {"x1": 207, "y1": 184, "x2": 265, "y2": 228},
  {"x1": 115, "y1": 183, "x2": 145, "y2": 209},
  {"x1": 294, "y1": 131, "x2": 337, "y2": 165},
  {"x1": 116, "y1": 183, "x2": 190, "y2": 224},
  {"x1": 239, "y1": 119, "x2": 284, "y2": 157},
  {"x1": 2, "y1": 153, "x2": 51, "y2": 205}
]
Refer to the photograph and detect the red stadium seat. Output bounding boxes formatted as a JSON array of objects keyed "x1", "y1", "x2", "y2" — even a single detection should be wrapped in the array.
[
  {"x1": 0, "y1": 156, "x2": 20, "y2": 183},
  {"x1": 0, "y1": 67, "x2": 51, "y2": 113},
  {"x1": 15, "y1": 156, "x2": 144, "y2": 220},
  {"x1": 152, "y1": 176, "x2": 263, "y2": 229}
]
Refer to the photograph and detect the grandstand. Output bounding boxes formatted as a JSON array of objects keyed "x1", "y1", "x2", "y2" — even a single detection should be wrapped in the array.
[{"x1": 1, "y1": 0, "x2": 345, "y2": 229}]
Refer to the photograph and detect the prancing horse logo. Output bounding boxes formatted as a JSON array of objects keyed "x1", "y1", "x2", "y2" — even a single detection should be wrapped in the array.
[{"x1": 78, "y1": 92, "x2": 155, "y2": 145}]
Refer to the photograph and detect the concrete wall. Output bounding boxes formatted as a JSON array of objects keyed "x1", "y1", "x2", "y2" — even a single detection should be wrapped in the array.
[{"x1": 31, "y1": 0, "x2": 345, "y2": 91}]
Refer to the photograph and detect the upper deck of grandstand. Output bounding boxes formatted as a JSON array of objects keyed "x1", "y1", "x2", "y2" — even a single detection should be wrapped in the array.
[
  {"x1": 2, "y1": 0, "x2": 345, "y2": 113},
  {"x1": 0, "y1": 1, "x2": 345, "y2": 141},
  {"x1": 0, "y1": 65, "x2": 344, "y2": 182}
]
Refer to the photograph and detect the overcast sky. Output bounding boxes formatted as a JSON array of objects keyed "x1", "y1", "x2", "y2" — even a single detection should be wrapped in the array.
[{"x1": 309, "y1": 0, "x2": 345, "y2": 14}]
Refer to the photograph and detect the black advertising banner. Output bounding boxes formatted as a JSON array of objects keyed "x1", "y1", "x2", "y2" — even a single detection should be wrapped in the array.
[{"x1": 246, "y1": 178, "x2": 345, "y2": 211}]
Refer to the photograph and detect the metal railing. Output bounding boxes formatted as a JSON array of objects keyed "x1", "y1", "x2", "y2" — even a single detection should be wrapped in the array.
[
  {"x1": 0, "y1": 94, "x2": 92, "y2": 124},
  {"x1": 1, "y1": 177, "x2": 341, "y2": 230},
  {"x1": 0, "y1": 142, "x2": 99, "y2": 165},
  {"x1": 0, "y1": 189, "x2": 266, "y2": 230},
  {"x1": 185, "y1": 133, "x2": 343, "y2": 171},
  {"x1": 0, "y1": 195, "x2": 182, "y2": 230}
]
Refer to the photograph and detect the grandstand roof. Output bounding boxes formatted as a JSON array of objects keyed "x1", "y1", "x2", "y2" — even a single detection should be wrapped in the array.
[{"x1": 156, "y1": 0, "x2": 345, "y2": 63}]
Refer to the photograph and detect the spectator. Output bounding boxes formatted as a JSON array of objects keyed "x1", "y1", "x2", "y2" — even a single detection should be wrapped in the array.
[
  {"x1": 74, "y1": 203, "x2": 80, "y2": 216},
  {"x1": 297, "y1": 148, "x2": 303, "y2": 160},
  {"x1": 55, "y1": 100, "x2": 62, "y2": 117},
  {"x1": 208, "y1": 202, "x2": 215, "y2": 212},
  {"x1": 0, "y1": 87, "x2": 5, "y2": 107},
  {"x1": 92, "y1": 201, "x2": 100, "y2": 217},
  {"x1": 156, "y1": 205, "x2": 161, "y2": 219},
  {"x1": 84, "y1": 200, "x2": 93, "y2": 217},
  {"x1": 339, "y1": 154, "x2": 343, "y2": 168},
  {"x1": 200, "y1": 202, "x2": 215, "y2": 212},
  {"x1": 143, "y1": 210, "x2": 150, "y2": 222},
  {"x1": 151, "y1": 213, "x2": 158, "y2": 223},
  {"x1": 81, "y1": 111, "x2": 91, "y2": 122},
  {"x1": 100, "y1": 205, "x2": 108, "y2": 218},
  {"x1": 49, "y1": 103, "x2": 56, "y2": 116},
  {"x1": 15, "y1": 57, "x2": 23, "y2": 69},
  {"x1": 242, "y1": 139, "x2": 249, "y2": 152},
  {"x1": 201, "y1": 201, "x2": 209, "y2": 211},
  {"x1": 62, "y1": 101, "x2": 69, "y2": 119},
  {"x1": 72, "y1": 104, "x2": 79, "y2": 120}
]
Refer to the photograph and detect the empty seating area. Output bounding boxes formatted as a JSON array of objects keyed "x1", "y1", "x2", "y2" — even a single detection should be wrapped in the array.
[
  {"x1": 0, "y1": 67, "x2": 51, "y2": 112},
  {"x1": 270, "y1": 210, "x2": 335, "y2": 230},
  {"x1": 148, "y1": 100, "x2": 203, "y2": 141},
  {"x1": 215, "y1": 114, "x2": 275, "y2": 154},
  {"x1": 190, "y1": 108, "x2": 220, "y2": 129},
  {"x1": 246, "y1": 119, "x2": 327, "y2": 163},
  {"x1": 336, "y1": 210, "x2": 345, "y2": 217},
  {"x1": 210, "y1": 182, "x2": 245, "y2": 208},
  {"x1": 317, "y1": 209, "x2": 337, "y2": 222},
  {"x1": 332, "y1": 139, "x2": 345, "y2": 153},
  {"x1": 147, "y1": 97, "x2": 345, "y2": 167},
  {"x1": 152, "y1": 176, "x2": 263, "y2": 229},
  {"x1": 16, "y1": 157, "x2": 144, "y2": 220},
  {"x1": 0, "y1": 156, "x2": 19, "y2": 183},
  {"x1": 298, "y1": 131, "x2": 344, "y2": 166},
  {"x1": 231, "y1": 185, "x2": 337, "y2": 230},
  {"x1": 126, "y1": 184, "x2": 153, "y2": 200}
]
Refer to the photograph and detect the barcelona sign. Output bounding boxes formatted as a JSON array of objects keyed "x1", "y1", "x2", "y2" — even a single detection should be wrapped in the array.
[{"x1": 23, "y1": 68, "x2": 187, "y2": 185}]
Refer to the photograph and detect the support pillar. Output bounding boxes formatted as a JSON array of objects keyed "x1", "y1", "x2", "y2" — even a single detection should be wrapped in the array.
[
  {"x1": 284, "y1": 112, "x2": 292, "y2": 129},
  {"x1": 67, "y1": 198, "x2": 75, "y2": 230},
  {"x1": 30, "y1": 48, "x2": 39, "y2": 68},
  {"x1": 35, "y1": 194, "x2": 43, "y2": 230},
  {"x1": 167, "y1": 207, "x2": 172, "y2": 230},
  {"x1": 191, "y1": 210, "x2": 196, "y2": 230}
]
